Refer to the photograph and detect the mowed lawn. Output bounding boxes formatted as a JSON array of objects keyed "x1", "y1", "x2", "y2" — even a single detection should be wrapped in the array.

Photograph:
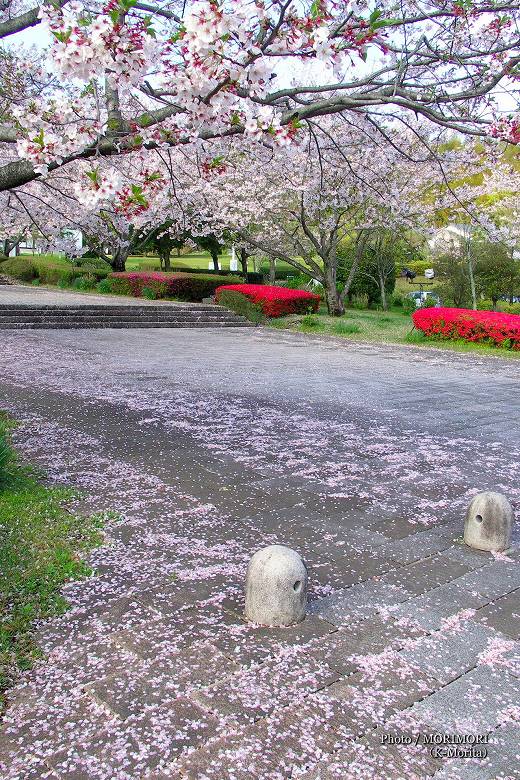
[
  {"x1": 24, "y1": 251, "x2": 299, "y2": 277},
  {"x1": 270, "y1": 307, "x2": 415, "y2": 343}
]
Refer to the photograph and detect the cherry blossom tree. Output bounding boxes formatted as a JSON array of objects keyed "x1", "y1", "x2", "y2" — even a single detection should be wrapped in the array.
[
  {"x1": 175, "y1": 118, "x2": 465, "y2": 314},
  {"x1": 0, "y1": 0, "x2": 518, "y2": 198}
]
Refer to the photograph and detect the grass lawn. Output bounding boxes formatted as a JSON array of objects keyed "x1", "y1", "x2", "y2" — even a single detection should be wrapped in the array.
[
  {"x1": 270, "y1": 307, "x2": 415, "y2": 343},
  {"x1": 0, "y1": 414, "x2": 108, "y2": 712},
  {"x1": 268, "y1": 307, "x2": 520, "y2": 359},
  {"x1": 19, "y1": 251, "x2": 303, "y2": 278}
]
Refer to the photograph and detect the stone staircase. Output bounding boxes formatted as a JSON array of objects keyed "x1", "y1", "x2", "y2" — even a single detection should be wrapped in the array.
[{"x1": 0, "y1": 303, "x2": 253, "y2": 329}]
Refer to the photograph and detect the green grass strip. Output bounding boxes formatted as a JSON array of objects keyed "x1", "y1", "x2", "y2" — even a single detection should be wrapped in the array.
[{"x1": 0, "y1": 414, "x2": 106, "y2": 712}]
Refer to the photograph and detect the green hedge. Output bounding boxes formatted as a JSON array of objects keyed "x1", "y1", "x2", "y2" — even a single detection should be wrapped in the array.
[
  {"x1": 402, "y1": 259, "x2": 432, "y2": 277},
  {"x1": 108, "y1": 272, "x2": 244, "y2": 301},
  {"x1": 0, "y1": 257, "x2": 38, "y2": 281},
  {"x1": 217, "y1": 289, "x2": 265, "y2": 324},
  {"x1": 171, "y1": 273, "x2": 242, "y2": 301},
  {"x1": 39, "y1": 267, "x2": 110, "y2": 286},
  {"x1": 170, "y1": 266, "x2": 243, "y2": 277},
  {"x1": 501, "y1": 302, "x2": 520, "y2": 315}
]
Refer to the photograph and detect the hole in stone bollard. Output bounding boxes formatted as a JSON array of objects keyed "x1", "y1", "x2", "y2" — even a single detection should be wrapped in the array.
[
  {"x1": 475, "y1": 514, "x2": 483, "y2": 523},
  {"x1": 293, "y1": 580, "x2": 302, "y2": 592}
]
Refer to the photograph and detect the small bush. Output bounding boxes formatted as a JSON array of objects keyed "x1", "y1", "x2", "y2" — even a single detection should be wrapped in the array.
[
  {"x1": 216, "y1": 284, "x2": 320, "y2": 318},
  {"x1": 73, "y1": 258, "x2": 111, "y2": 276},
  {"x1": 246, "y1": 272, "x2": 264, "y2": 284},
  {"x1": 142, "y1": 286, "x2": 157, "y2": 300},
  {"x1": 38, "y1": 267, "x2": 62, "y2": 285},
  {"x1": 0, "y1": 257, "x2": 38, "y2": 282},
  {"x1": 170, "y1": 266, "x2": 243, "y2": 277},
  {"x1": 31, "y1": 278, "x2": 40, "y2": 286},
  {"x1": 402, "y1": 297, "x2": 417, "y2": 316},
  {"x1": 301, "y1": 315, "x2": 324, "y2": 329},
  {"x1": 72, "y1": 275, "x2": 96, "y2": 291},
  {"x1": 501, "y1": 302, "x2": 520, "y2": 315},
  {"x1": 107, "y1": 276, "x2": 133, "y2": 295},
  {"x1": 350, "y1": 295, "x2": 369, "y2": 309},
  {"x1": 216, "y1": 290, "x2": 264, "y2": 324},
  {"x1": 391, "y1": 293, "x2": 404, "y2": 308},
  {"x1": 96, "y1": 278, "x2": 112, "y2": 294},
  {"x1": 332, "y1": 321, "x2": 361, "y2": 335},
  {"x1": 282, "y1": 274, "x2": 313, "y2": 290},
  {"x1": 57, "y1": 269, "x2": 77, "y2": 288}
]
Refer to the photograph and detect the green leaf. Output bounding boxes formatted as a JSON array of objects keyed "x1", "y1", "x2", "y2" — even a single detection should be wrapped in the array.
[
  {"x1": 372, "y1": 18, "x2": 400, "y2": 29},
  {"x1": 51, "y1": 28, "x2": 72, "y2": 43},
  {"x1": 85, "y1": 169, "x2": 99, "y2": 184},
  {"x1": 32, "y1": 129, "x2": 44, "y2": 148},
  {"x1": 170, "y1": 25, "x2": 185, "y2": 43},
  {"x1": 310, "y1": 0, "x2": 320, "y2": 19}
]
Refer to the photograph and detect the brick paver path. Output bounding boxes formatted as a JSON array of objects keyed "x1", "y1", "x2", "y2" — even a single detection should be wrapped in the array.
[{"x1": 0, "y1": 327, "x2": 518, "y2": 780}]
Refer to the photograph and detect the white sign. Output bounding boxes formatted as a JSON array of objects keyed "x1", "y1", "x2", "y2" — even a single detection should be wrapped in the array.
[{"x1": 230, "y1": 245, "x2": 238, "y2": 271}]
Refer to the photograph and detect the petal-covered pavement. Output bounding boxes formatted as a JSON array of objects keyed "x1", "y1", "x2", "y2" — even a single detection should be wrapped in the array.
[{"x1": 0, "y1": 327, "x2": 518, "y2": 780}]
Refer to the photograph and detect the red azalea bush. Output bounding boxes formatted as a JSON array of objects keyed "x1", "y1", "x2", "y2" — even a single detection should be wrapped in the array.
[
  {"x1": 412, "y1": 307, "x2": 520, "y2": 350},
  {"x1": 108, "y1": 272, "x2": 241, "y2": 301},
  {"x1": 215, "y1": 284, "x2": 320, "y2": 318}
]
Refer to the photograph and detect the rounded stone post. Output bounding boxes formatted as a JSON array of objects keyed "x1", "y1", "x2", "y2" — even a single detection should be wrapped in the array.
[
  {"x1": 244, "y1": 545, "x2": 308, "y2": 626},
  {"x1": 464, "y1": 491, "x2": 513, "y2": 552}
]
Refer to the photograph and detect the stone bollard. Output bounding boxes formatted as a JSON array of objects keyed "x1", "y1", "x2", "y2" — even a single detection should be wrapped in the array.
[
  {"x1": 244, "y1": 544, "x2": 308, "y2": 626},
  {"x1": 464, "y1": 491, "x2": 513, "y2": 552}
]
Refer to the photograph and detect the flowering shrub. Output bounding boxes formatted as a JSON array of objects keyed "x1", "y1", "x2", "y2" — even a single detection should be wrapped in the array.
[
  {"x1": 108, "y1": 272, "x2": 241, "y2": 301},
  {"x1": 216, "y1": 284, "x2": 320, "y2": 318},
  {"x1": 412, "y1": 307, "x2": 520, "y2": 349},
  {"x1": 217, "y1": 290, "x2": 265, "y2": 324}
]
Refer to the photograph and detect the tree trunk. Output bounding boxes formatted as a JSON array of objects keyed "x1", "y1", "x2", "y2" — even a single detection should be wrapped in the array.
[
  {"x1": 269, "y1": 257, "x2": 276, "y2": 284},
  {"x1": 239, "y1": 248, "x2": 248, "y2": 277},
  {"x1": 161, "y1": 251, "x2": 171, "y2": 271},
  {"x1": 339, "y1": 233, "x2": 366, "y2": 306},
  {"x1": 465, "y1": 238, "x2": 477, "y2": 310},
  {"x1": 4, "y1": 238, "x2": 20, "y2": 257},
  {"x1": 111, "y1": 249, "x2": 129, "y2": 272},
  {"x1": 211, "y1": 249, "x2": 220, "y2": 272},
  {"x1": 379, "y1": 272, "x2": 388, "y2": 310},
  {"x1": 324, "y1": 265, "x2": 344, "y2": 316}
]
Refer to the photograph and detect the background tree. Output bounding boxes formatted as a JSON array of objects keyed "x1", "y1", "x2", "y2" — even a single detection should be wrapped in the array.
[
  {"x1": 195, "y1": 120, "x2": 455, "y2": 314},
  {"x1": 476, "y1": 243, "x2": 520, "y2": 308}
]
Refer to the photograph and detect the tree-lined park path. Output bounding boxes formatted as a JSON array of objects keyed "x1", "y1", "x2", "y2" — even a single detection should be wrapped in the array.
[{"x1": 0, "y1": 327, "x2": 519, "y2": 780}]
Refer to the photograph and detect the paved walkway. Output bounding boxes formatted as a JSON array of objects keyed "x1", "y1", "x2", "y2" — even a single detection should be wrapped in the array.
[{"x1": 0, "y1": 328, "x2": 518, "y2": 780}]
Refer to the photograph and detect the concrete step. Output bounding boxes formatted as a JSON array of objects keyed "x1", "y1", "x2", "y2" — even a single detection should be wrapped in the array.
[
  {"x1": 0, "y1": 321, "x2": 252, "y2": 329},
  {"x1": 0, "y1": 301, "x2": 253, "y2": 329},
  {"x1": 0, "y1": 312, "x2": 237, "y2": 322},
  {"x1": 0, "y1": 304, "x2": 220, "y2": 313}
]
